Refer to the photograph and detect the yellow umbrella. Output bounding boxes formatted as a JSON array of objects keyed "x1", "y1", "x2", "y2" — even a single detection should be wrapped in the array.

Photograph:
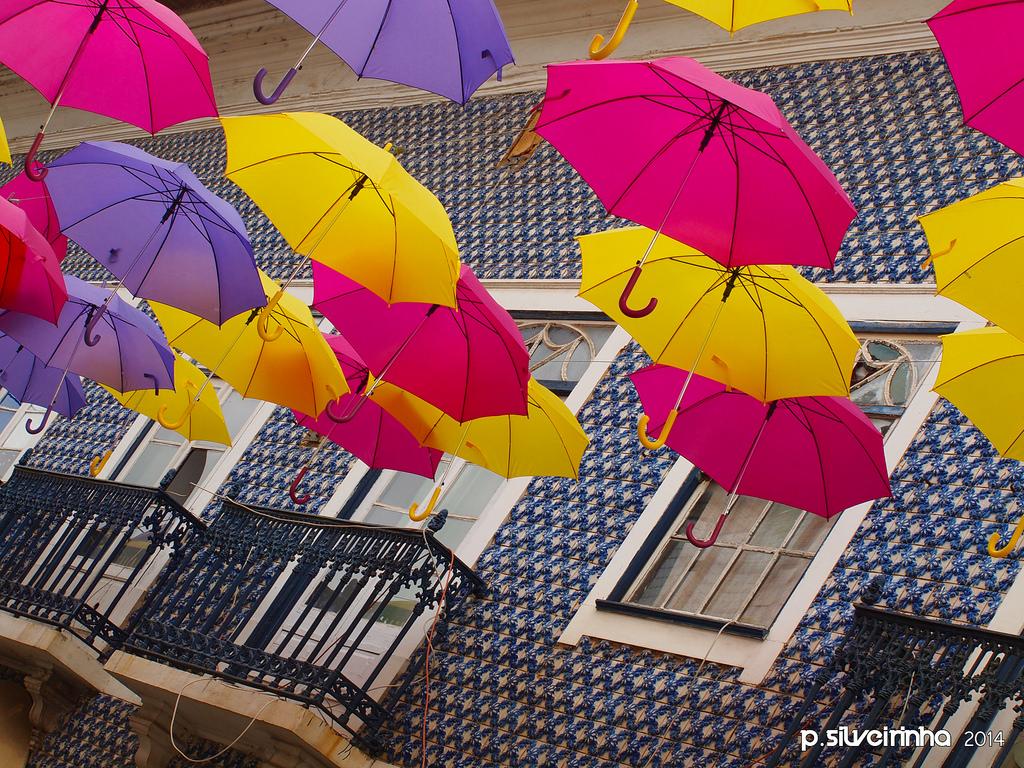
[
  {"x1": 221, "y1": 113, "x2": 460, "y2": 340},
  {"x1": 664, "y1": 0, "x2": 853, "y2": 34},
  {"x1": 371, "y1": 378, "x2": 589, "y2": 520},
  {"x1": 103, "y1": 354, "x2": 231, "y2": 446},
  {"x1": 935, "y1": 327, "x2": 1024, "y2": 558},
  {"x1": 0, "y1": 117, "x2": 10, "y2": 166},
  {"x1": 151, "y1": 270, "x2": 348, "y2": 427},
  {"x1": 920, "y1": 179, "x2": 1024, "y2": 343}
]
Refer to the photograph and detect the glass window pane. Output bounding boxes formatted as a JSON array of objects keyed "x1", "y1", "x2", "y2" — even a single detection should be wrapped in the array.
[
  {"x1": 378, "y1": 472, "x2": 436, "y2": 508},
  {"x1": 364, "y1": 505, "x2": 411, "y2": 528},
  {"x1": 221, "y1": 391, "x2": 261, "y2": 437},
  {"x1": 740, "y1": 555, "x2": 809, "y2": 628},
  {"x1": 632, "y1": 540, "x2": 697, "y2": 607},
  {"x1": 703, "y1": 550, "x2": 774, "y2": 621},
  {"x1": 440, "y1": 464, "x2": 504, "y2": 521},
  {"x1": 666, "y1": 546, "x2": 735, "y2": 614},
  {"x1": 683, "y1": 484, "x2": 765, "y2": 546},
  {"x1": 434, "y1": 517, "x2": 475, "y2": 550},
  {"x1": 164, "y1": 448, "x2": 215, "y2": 505},
  {"x1": 749, "y1": 505, "x2": 803, "y2": 548},
  {"x1": 787, "y1": 513, "x2": 834, "y2": 552},
  {"x1": 122, "y1": 442, "x2": 179, "y2": 487}
]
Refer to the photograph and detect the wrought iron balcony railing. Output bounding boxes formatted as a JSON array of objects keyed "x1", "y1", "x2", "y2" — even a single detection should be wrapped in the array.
[
  {"x1": 766, "y1": 578, "x2": 1024, "y2": 768},
  {"x1": 120, "y1": 491, "x2": 486, "y2": 750},
  {"x1": 0, "y1": 462, "x2": 203, "y2": 656}
]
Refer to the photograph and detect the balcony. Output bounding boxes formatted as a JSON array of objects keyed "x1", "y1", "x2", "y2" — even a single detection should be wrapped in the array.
[{"x1": 766, "y1": 578, "x2": 1024, "y2": 768}]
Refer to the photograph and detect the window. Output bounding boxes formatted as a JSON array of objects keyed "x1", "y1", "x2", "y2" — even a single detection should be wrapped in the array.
[
  {"x1": 519, "y1": 318, "x2": 615, "y2": 396},
  {"x1": 0, "y1": 395, "x2": 47, "y2": 479},
  {"x1": 613, "y1": 334, "x2": 940, "y2": 634}
]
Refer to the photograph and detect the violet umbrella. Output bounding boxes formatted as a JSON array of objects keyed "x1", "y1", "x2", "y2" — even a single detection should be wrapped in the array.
[
  {"x1": 928, "y1": 1, "x2": 1024, "y2": 155},
  {"x1": 314, "y1": 261, "x2": 530, "y2": 423},
  {"x1": 0, "y1": 0, "x2": 217, "y2": 180},
  {"x1": 253, "y1": 0, "x2": 514, "y2": 105},
  {"x1": 45, "y1": 141, "x2": 265, "y2": 343},
  {"x1": 0, "y1": 194, "x2": 65, "y2": 323},
  {"x1": 1, "y1": 173, "x2": 68, "y2": 260},
  {"x1": 289, "y1": 333, "x2": 443, "y2": 504},
  {"x1": 631, "y1": 365, "x2": 890, "y2": 548},
  {"x1": 0, "y1": 333, "x2": 86, "y2": 419},
  {"x1": 535, "y1": 57, "x2": 855, "y2": 317},
  {"x1": 0, "y1": 275, "x2": 175, "y2": 433}
]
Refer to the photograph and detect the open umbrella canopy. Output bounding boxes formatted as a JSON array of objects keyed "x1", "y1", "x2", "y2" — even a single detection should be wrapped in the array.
[
  {"x1": 150, "y1": 270, "x2": 348, "y2": 420},
  {"x1": 222, "y1": 112, "x2": 460, "y2": 309},
  {"x1": 632, "y1": 364, "x2": 889, "y2": 545},
  {"x1": 255, "y1": 0, "x2": 514, "y2": 105},
  {"x1": 0, "y1": 194, "x2": 66, "y2": 323},
  {"x1": 920, "y1": 179, "x2": 1024, "y2": 343},
  {"x1": 664, "y1": 0, "x2": 852, "y2": 33},
  {"x1": 0, "y1": 116, "x2": 9, "y2": 165},
  {"x1": 103, "y1": 353, "x2": 231, "y2": 446},
  {"x1": 536, "y1": 57, "x2": 855, "y2": 271},
  {"x1": 314, "y1": 262, "x2": 529, "y2": 422},
  {"x1": 0, "y1": 333, "x2": 86, "y2": 419},
  {"x1": 578, "y1": 227, "x2": 858, "y2": 401},
  {"x1": 928, "y1": 0, "x2": 1024, "y2": 155},
  {"x1": 292, "y1": 334, "x2": 443, "y2": 480},
  {"x1": 1, "y1": 173, "x2": 68, "y2": 260},
  {"x1": 47, "y1": 141, "x2": 265, "y2": 327},
  {"x1": 934, "y1": 327, "x2": 1024, "y2": 461}
]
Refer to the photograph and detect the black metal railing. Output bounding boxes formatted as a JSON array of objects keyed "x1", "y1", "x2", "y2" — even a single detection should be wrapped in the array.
[
  {"x1": 766, "y1": 579, "x2": 1024, "y2": 767},
  {"x1": 121, "y1": 491, "x2": 486, "y2": 749},
  {"x1": 0, "y1": 463, "x2": 203, "y2": 655}
]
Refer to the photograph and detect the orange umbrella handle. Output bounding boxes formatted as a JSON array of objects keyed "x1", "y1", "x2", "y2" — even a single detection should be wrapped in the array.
[
  {"x1": 590, "y1": 0, "x2": 638, "y2": 60},
  {"x1": 409, "y1": 485, "x2": 442, "y2": 522},
  {"x1": 637, "y1": 409, "x2": 677, "y2": 451},
  {"x1": 988, "y1": 515, "x2": 1024, "y2": 558},
  {"x1": 619, "y1": 264, "x2": 658, "y2": 318},
  {"x1": 89, "y1": 450, "x2": 112, "y2": 477},
  {"x1": 157, "y1": 382, "x2": 199, "y2": 431},
  {"x1": 257, "y1": 290, "x2": 285, "y2": 342}
]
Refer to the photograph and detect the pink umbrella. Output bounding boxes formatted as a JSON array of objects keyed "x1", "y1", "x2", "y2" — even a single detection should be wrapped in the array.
[
  {"x1": 0, "y1": 195, "x2": 65, "y2": 323},
  {"x1": 1, "y1": 173, "x2": 68, "y2": 260},
  {"x1": 0, "y1": 0, "x2": 218, "y2": 180},
  {"x1": 288, "y1": 334, "x2": 443, "y2": 505},
  {"x1": 631, "y1": 365, "x2": 890, "y2": 548},
  {"x1": 313, "y1": 262, "x2": 530, "y2": 423},
  {"x1": 535, "y1": 57, "x2": 855, "y2": 317},
  {"x1": 928, "y1": 0, "x2": 1024, "y2": 154}
]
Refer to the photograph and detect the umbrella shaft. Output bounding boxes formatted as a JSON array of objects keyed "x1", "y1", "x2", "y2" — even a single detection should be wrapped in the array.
[
  {"x1": 296, "y1": 0, "x2": 352, "y2": 68},
  {"x1": 43, "y1": 0, "x2": 109, "y2": 132},
  {"x1": 638, "y1": 145, "x2": 706, "y2": 269},
  {"x1": 724, "y1": 401, "x2": 777, "y2": 514},
  {"x1": 671, "y1": 296, "x2": 728, "y2": 411}
]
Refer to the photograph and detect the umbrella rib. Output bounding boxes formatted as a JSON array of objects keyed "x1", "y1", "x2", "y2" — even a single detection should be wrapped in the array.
[
  {"x1": 651, "y1": 271, "x2": 732, "y2": 360},
  {"x1": 442, "y1": 0, "x2": 466, "y2": 102},
  {"x1": 940, "y1": 232, "x2": 1024, "y2": 287},
  {"x1": 724, "y1": 110, "x2": 743, "y2": 267},
  {"x1": 937, "y1": 351, "x2": 1024, "y2": 386},
  {"x1": 357, "y1": 0, "x2": 396, "y2": 76},
  {"x1": 119, "y1": 10, "x2": 157, "y2": 133}
]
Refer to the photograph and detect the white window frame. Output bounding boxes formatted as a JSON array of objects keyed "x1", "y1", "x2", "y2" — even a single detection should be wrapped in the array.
[
  {"x1": 0, "y1": 396, "x2": 49, "y2": 480},
  {"x1": 559, "y1": 289, "x2": 986, "y2": 686}
]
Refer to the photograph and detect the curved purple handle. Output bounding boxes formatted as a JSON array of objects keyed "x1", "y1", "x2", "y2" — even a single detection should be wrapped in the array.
[
  {"x1": 289, "y1": 466, "x2": 312, "y2": 505},
  {"x1": 253, "y1": 67, "x2": 298, "y2": 105},
  {"x1": 84, "y1": 304, "x2": 107, "y2": 347},
  {"x1": 144, "y1": 373, "x2": 160, "y2": 395},
  {"x1": 24, "y1": 131, "x2": 48, "y2": 181},
  {"x1": 326, "y1": 394, "x2": 367, "y2": 424},
  {"x1": 619, "y1": 265, "x2": 658, "y2": 319},
  {"x1": 686, "y1": 513, "x2": 727, "y2": 549},
  {"x1": 25, "y1": 403, "x2": 53, "y2": 435}
]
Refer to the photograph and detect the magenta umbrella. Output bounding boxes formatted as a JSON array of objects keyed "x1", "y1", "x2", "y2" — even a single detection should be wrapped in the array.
[
  {"x1": 0, "y1": 0, "x2": 218, "y2": 180},
  {"x1": 535, "y1": 57, "x2": 855, "y2": 317},
  {"x1": 928, "y1": 0, "x2": 1024, "y2": 154},
  {"x1": 289, "y1": 334, "x2": 443, "y2": 504},
  {"x1": 313, "y1": 262, "x2": 530, "y2": 423},
  {"x1": 631, "y1": 365, "x2": 890, "y2": 548},
  {"x1": 1, "y1": 173, "x2": 68, "y2": 260},
  {"x1": 0, "y1": 194, "x2": 65, "y2": 323}
]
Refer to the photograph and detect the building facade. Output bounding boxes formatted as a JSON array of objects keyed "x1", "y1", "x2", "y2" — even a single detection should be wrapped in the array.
[{"x1": 0, "y1": 1, "x2": 1021, "y2": 767}]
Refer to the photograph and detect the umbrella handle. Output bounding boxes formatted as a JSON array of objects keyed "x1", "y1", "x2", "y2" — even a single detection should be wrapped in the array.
[
  {"x1": 409, "y1": 485, "x2": 442, "y2": 522},
  {"x1": 144, "y1": 372, "x2": 160, "y2": 395},
  {"x1": 157, "y1": 382, "x2": 198, "y2": 431},
  {"x1": 589, "y1": 0, "x2": 638, "y2": 60},
  {"x1": 988, "y1": 515, "x2": 1024, "y2": 559},
  {"x1": 289, "y1": 465, "x2": 312, "y2": 505},
  {"x1": 256, "y1": 291, "x2": 284, "y2": 342},
  {"x1": 619, "y1": 265, "x2": 658, "y2": 318},
  {"x1": 326, "y1": 393, "x2": 367, "y2": 424},
  {"x1": 686, "y1": 512, "x2": 727, "y2": 549},
  {"x1": 24, "y1": 131, "x2": 47, "y2": 181},
  {"x1": 25, "y1": 403, "x2": 54, "y2": 435},
  {"x1": 89, "y1": 450, "x2": 112, "y2": 478},
  {"x1": 637, "y1": 409, "x2": 677, "y2": 451},
  {"x1": 253, "y1": 67, "x2": 298, "y2": 106},
  {"x1": 84, "y1": 303, "x2": 109, "y2": 347}
]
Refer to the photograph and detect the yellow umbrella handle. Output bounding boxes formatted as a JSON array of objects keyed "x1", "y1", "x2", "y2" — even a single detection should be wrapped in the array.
[
  {"x1": 637, "y1": 409, "x2": 677, "y2": 451},
  {"x1": 988, "y1": 515, "x2": 1024, "y2": 558},
  {"x1": 89, "y1": 450, "x2": 112, "y2": 477},
  {"x1": 922, "y1": 239, "x2": 957, "y2": 268},
  {"x1": 157, "y1": 382, "x2": 199, "y2": 431},
  {"x1": 589, "y1": 0, "x2": 638, "y2": 60},
  {"x1": 409, "y1": 485, "x2": 443, "y2": 522},
  {"x1": 257, "y1": 290, "x2": 285, "y2": 342}
]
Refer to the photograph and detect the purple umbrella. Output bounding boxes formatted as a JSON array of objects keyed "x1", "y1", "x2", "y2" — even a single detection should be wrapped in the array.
[
  {"x1": 0, "y1": 275, "x2": 175, "y2": 433},
  {"x1": 253, "y1": 0, "x2": 514, "y2": 105},
  {"x1": 46, "y1": 141, "x2": 265, "y2": 343},
  {"x1": 0, "y1": 333, "x2": 86, "y2": 419}
]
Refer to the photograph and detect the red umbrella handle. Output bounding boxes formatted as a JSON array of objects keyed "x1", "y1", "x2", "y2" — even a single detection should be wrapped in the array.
[
  {"x1": 289, "y1": 465, "x2": 312, "y2": 505},
  {"x1": 686, "y1": 512, "x2": 727, "y2": 549},
  {"x1": 619, "y1": 265, "x2": 658, "y2": 318},
  {"x1": 326, "y1": 394, "x2": 368, "y2": 424},
  {"x1": 24, "y1": 131, "x2": 48, "y2": 181},
  {"x1": 253, "y1": 67, "x2": 298, "y2": 106}
]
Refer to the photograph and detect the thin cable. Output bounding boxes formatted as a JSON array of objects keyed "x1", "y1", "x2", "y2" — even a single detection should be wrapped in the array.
[
  {"x1": 422, "y1": 546, "x2": 456, "y2": 768},
  {"x1": 695, "y1": 618, "x2": 736, "y2": 678},
  {"x1": 168, "y1": 676, "x2": 277, "y2": 764}
]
